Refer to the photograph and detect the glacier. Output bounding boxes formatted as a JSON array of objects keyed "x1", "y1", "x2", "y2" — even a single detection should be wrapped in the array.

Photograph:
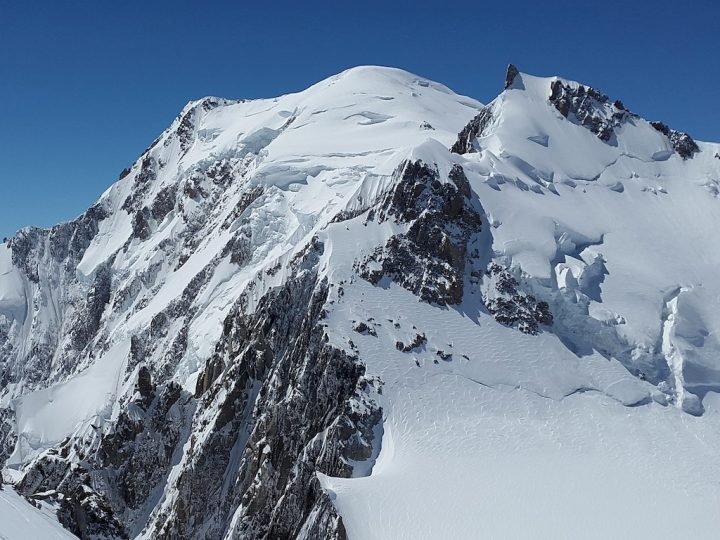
[{"x1": 1, "y1": 64, "x2": 719, "y2": 539}]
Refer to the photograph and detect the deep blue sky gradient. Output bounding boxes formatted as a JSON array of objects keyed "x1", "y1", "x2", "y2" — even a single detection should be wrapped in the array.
[{"x1": 1, "y1": 0, "x2": 717, "y2": 238}]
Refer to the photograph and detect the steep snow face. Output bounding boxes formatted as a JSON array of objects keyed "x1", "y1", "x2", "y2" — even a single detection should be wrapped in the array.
[
  {"x1": 0, "y1": 486, "x2": 76, "y2": 539},
  {"x1": 1, "y1": 65, "x2": 720, "y2": 539}
]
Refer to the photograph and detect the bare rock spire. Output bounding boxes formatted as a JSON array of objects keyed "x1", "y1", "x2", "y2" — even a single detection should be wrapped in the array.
[{"x1": 504, "y1": 63, "x2": 520, "y2": 89}]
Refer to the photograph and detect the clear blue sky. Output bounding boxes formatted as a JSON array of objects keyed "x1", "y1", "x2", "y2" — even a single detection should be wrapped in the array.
[{"x1": 1, "y1": 0, "x2": 717, "y2": 239}]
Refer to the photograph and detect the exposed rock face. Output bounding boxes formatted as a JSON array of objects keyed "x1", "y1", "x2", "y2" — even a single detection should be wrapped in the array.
[
  {"x1": 8, "y1": 227, "x2": 43, "y2": 283},
  {"x1": 450, "y1": 106, "x2": 494, "y2": 154},
  {"x1": 144, "y1": 251, "x2": 381, "y2": 540},
  {"x1": 18, "y1": 449, "x2": 129, "y2": 539},
  {"x1": 548, "y1": 80, "x2": 633, "y2": 142},
  {"x1": 99, "y1": 381, "x2": 190, "y2": 530},
  {"x1": 12, "y1": 243, "x2": 382, "y2": 540},
  {"x1": 150, "y1": 185, "x2": 177, "y2": 223},
  {"x1": 548, "y1": 74, "x2": 699, "y2": 158},
  {"x1": 548, "y1": 79, "x2": 698, "y2": 160},
  {"x1": 8, "y1": 200, "x2": 108, "y2": 286},
  {"x1": 650, "y1": 121, "x2": 699, "y2": 159},
  {"x1": 2, "y1": 201, "x2": 112, "y2": 392},
  {"x1": 69, "y1": 262, "x2": 112, "y2": 352},
  {"x1": 359, "y1": 161, "x2": 481, "y2": 305},
  {"x1": 482, "y1": 263, "x2": 553, "y2": 335},
  {"x1": 0, "y1": 409, "x2": 15, "y2": 467},
  {"x1": 121, "y1": 157, "x2": 157, "y2": 214},
  {"x1": 16, "y1": 375, "x2": 191, "y2": 538},
  {"x1": 504, "y1": 63, "x2": 520, "y2": 89}
]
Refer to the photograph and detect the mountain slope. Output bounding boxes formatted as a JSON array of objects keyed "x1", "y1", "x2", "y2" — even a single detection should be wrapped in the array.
[
  {"x1": 1, "y1": 65, "x2": 720, "y2": 539},
  {"x1": 0, "y1": 486, "x2": 76, "y2": 540}
]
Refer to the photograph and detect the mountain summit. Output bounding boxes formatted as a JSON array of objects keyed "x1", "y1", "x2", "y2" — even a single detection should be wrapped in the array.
[{"x1": 1, "y1": 66, "x2": 720, "y2": 539}]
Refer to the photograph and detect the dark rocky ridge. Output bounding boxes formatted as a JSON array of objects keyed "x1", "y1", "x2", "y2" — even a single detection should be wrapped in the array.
[
  {"x1": 650, "y1": 121, "x2": 699, "y2": 159},
  {"x1": 453, "y1": 66, "x2": 700, "y2": 160},
  {"x1": 504, "y1": 63, "x2": 520, "y2": 90},
  {"x1": 450, "y1": 107, "x2": 494, "y2": 154},
  {"x1": 548, "y1": 78, "x2": 699, "y2": 159},
  {"x1": 548, "y1": 79, "x2": 633, "y2": 143},
  {"x1": 14, "y1": 240, "x2": 381, "y2": 540},
  {"x1": 359, "y1": 160, "x2": 481, "y2": 305}
]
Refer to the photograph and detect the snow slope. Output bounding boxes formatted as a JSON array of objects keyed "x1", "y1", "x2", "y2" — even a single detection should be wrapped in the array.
[
  {"x1": 1, "y1": 65, "x2": 719, "y2": 539},
  {"x1": 0, "y1": 487, "x2": 76, "y2": 539},
  {"x1": 313, "y1": 70, "x2": 720, "y2": 538},
  {"x1": 319, "y1": 280, "x2": 720, "y2": 539}
]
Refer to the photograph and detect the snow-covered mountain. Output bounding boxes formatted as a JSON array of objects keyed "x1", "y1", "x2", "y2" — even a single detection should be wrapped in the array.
[{"x1": 1, "y1": 64, "x2": 720, "y2": 539}]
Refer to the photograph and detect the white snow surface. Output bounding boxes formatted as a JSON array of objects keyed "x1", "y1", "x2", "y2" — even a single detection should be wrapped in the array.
[
  {"x1": 2, "y1": 65, "x2": 720, "y2": 539},
  {"x1": 0, "y1": 488, "x2": 77, "y2": 539}
]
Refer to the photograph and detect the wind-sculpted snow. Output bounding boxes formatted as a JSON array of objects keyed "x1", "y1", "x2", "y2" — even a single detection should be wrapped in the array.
[{"x1": 1, "y1": 64, "x2": 720, "y2": 539}]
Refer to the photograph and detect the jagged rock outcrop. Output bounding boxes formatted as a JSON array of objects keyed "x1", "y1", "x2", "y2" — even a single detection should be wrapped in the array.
[
  {"x1": 18, "y1": 450, "x2": 128, "y2": 540},
  {"x1": 482, "y1": 263, "x2": 553, "y2": 335},
  {"x1": 650, "y1": 121, "x2": 699, "y2": 159},
  {"x1": 504, "y1": 63, "x2": 520, "y2": 90},
  {"x1": 69, "y1": 262, "x2": 112, "y2": 352},
  {"x1": 15, "y1": 374, "x2": 192, "y2": 538},
  {"x1": 450, "y1": 107, "x2": 494, "y2": 154},
  {"x1": 121, "y1": 157, "x2": 157, "y2": 214},
  {"x1": 548, "y1": 79, "x2": 633, "y2": 142},
  {"x1": 143, "y1": 246, "x2": 382, "y2": 540},
  {"x1": 12, "y1": 242, "x2": 382, "y2": 540},
  {"x1": 359, "y1": 161, "x2": 481, "y2": 305}
]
